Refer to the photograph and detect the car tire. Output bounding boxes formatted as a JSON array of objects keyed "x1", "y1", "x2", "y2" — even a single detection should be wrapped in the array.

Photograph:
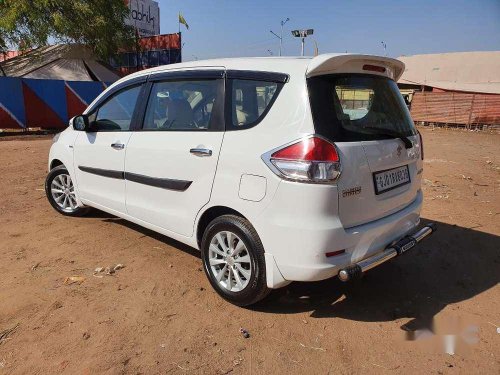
[
  {"x1": 45, "y1": 165, "x2": 89, "y2": 217},
  {"x1": 201, "y1": 214, "x2": 270, "y2": 306}
]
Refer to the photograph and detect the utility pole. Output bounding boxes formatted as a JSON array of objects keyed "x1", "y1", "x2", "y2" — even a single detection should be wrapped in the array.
[{"x1": 270, "y1": 17, "x2": 290, "y2": 56}]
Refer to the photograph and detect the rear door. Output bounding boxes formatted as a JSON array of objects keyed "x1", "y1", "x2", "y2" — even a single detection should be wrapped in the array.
[
  {"x1": 308, "y1": 73, "x2": 422, "y2": 228},
  {"x1": 124, "y1": 70, "x2": 225, "y2": 236}
]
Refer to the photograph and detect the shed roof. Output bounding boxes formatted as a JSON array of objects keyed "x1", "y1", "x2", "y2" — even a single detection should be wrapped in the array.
[
  {"x1": 398, "y1": 51, "x2": 500, "y2": 94},
  {"x1": 1, "y1": 44, "x2": 120, "y2": 82}
]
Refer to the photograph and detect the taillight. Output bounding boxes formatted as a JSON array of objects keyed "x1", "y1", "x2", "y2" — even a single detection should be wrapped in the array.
[
  {"x1": 418, "y1": 130, "x2": 424, "y2": 160},
  {"x1": 264, "y1": 136, "x2": 341, "y2": 183}
]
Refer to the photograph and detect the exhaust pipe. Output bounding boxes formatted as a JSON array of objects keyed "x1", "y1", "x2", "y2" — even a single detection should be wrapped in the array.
[{"x1": 338, "y1": 223, "x2": 436, "y2": 282}]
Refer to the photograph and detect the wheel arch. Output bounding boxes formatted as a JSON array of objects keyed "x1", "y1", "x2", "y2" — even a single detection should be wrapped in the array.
[
  {"x1": 50, "y1": 159, "x2": 65, "y2": 170},
  {"x1": 196, "y1": 205, "x2": 247, "y2": 248}
]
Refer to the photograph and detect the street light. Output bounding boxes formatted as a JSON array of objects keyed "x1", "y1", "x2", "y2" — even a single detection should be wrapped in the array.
[
  {"x1": 381, "y1": 41, "x2": 387, "y2": 56},
  {"x1": 270, "y1": 17, "x2": 290, "y2": 56},
  {"x1": 291, "y1": 29, "x2": 313, "y2": 56}
]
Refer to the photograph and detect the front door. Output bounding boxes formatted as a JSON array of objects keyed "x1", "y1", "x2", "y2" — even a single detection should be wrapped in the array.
[
  {"x1": 73, "y1": 83, "x2": 143, "y2": 214},
  {"x1": 124, "y1": 72, "x2": 225, "y2": 236}
]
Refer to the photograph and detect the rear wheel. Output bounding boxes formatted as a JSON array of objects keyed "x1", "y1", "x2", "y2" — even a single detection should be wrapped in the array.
[
  {"x1": 45, "y1": 165, "x2": 88, "y2": 216},
  {"x1": 201, "y1": 215, "x2": 270, "y2": 306}
]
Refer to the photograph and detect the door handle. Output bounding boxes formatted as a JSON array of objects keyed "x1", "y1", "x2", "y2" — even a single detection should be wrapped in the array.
[
  {"x1": 111, "y1": 143, "x2": 125, "y2": 150},
  {"x1": 190, "y1": 148, "x2": 212, "y2": 157}
]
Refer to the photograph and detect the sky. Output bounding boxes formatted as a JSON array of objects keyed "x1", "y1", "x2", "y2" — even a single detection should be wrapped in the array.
[{"x1": 156, "y1": 0, "x2": 500, "y2": 61}]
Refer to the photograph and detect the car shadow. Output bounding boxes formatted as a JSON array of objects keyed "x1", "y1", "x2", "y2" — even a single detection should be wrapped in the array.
[
  {"x1": 251, "y1": 219, "x2": 500, "y2": 330},
  {"x1": 90, "y1": 214, "x2": 499, "y2": 330},
  {"x1": 79, "y1": 209, "x2": 116, "y2": 219},
  {"x1": 99, "y1": 217, "x2": 201, "y2": 259}
]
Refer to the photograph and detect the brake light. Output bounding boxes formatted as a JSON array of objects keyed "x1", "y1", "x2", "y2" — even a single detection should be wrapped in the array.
[
  {"x1": 266, "y1": 136, "x2": 341, "y2": 183},
  {"x1": 363, "y1": 64, "x2": 386, "y2": 73},
  {"x1": 418, "y1": 130, "x2": 424, "y2": 160}
]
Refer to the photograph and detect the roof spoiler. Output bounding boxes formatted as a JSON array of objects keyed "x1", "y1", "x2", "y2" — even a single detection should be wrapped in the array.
[{"x1": 306, "y1": 54, "x2": 405, "y2": 81}]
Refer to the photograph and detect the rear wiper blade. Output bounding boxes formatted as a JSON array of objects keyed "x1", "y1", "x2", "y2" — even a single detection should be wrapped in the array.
[{"x1": 362, "y1": 127, "x2": 413, "y2": 149}]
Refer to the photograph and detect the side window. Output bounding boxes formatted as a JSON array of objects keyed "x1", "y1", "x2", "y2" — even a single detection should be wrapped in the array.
[
  {"x1": 89, "y1": 85, "x2": 142, "y2": 131},
  {"x1": 143, "y1": 79, "x2": 220, "y2": 131},
  {"x1": 230, "y1": 79, "x2": 280, "y2": 128}
]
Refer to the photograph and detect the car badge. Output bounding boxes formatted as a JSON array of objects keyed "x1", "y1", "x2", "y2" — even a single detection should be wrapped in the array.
[{"x1": 397, "y1": 145, "x2": 402, "y2": 157}]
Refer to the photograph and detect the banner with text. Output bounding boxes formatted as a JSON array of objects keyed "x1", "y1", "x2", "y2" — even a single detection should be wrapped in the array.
[{"x1": 125, "y1": 0, "x2": 160, "y2": 37}]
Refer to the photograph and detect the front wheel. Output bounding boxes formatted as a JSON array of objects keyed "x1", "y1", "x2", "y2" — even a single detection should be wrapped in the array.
[
  {"x1": 201, "y1": 215, "x2": 270, "y2": 306},
  {"x1": 45, "y1": 165, "x2": 88, "y2": 216}
]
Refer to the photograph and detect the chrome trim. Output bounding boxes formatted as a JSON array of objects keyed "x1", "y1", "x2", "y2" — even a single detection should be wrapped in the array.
[
  {"x1": 338, "y1": 223, "x2": 436, "y2": 282},
  {"x1": 357, "y1": 248, "x2": 398, "y2": 272},
  {"x1": 412, "y1": 225, "x2": 434, "y2": 242},
  {"x1": 111, "y1": 143, "x2": 125, "y2": 150},
  {"x1": 190, "y1": 148, "x2": 213, "y2": 157}
]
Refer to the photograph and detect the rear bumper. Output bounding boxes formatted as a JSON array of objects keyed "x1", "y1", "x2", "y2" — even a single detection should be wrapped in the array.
[
  {"x1": 338, "y1": 222, "x2": 436, "y2": 281},
  {"x1": 256, "y1": 186, "x2": 425, "y2": 286}
]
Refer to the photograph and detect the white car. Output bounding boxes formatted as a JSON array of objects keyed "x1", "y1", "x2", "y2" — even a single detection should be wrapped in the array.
[{"x1": 46, "y1": 54, "x2": 435, "y2": 306}]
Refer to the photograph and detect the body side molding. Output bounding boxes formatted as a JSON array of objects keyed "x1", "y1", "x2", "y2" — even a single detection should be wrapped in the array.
[
  {"x1": 78, "y1": 166, "x2": 124, "y2": 179},
  {"x1": 125, "y1": 172, "x2": 192, "y2": 191},
  {"x1": 78, "y1": 166, "x2": 192, "y2": 191}
]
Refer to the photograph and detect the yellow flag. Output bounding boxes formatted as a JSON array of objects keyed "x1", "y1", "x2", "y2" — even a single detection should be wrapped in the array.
[{"x1": 179, "y1": 13, "x2": 189, "y2": 30}]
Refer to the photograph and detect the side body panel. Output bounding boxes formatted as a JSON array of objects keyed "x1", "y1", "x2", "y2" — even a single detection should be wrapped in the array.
[
  {"x1": 200, "y1": 65, "x2": 314, "y2": 237},
  {"x1": 73, "y1": 131, "x2": 132, "y2": 213},
  {"x1": 125, "y1": 131, "x2": 224, "y2": 236}
]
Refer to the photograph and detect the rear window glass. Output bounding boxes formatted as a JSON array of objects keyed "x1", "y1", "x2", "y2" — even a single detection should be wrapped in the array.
[
  {"x1": 230, "y1": 79, "x2": 280, "y2": 129},
  {"x1": 307, "y1": 74, "x2": 416, "y2": 142}
]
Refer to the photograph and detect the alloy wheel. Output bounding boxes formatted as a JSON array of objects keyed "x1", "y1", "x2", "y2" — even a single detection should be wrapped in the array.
[
  {"x1": 208, "y1": 231, "x2": 252, "y2": 292},
  {"x1": 50, "y1": 173, "x2": 78, "y2": 213}
]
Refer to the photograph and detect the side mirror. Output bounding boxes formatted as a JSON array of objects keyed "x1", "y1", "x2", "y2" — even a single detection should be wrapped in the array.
[{"x1": 70, "y1": 115, "x2": 89, "y2": 131}]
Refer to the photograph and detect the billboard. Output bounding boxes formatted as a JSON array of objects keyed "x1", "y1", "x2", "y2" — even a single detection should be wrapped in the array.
[{"x1": 125, "y1": 0, "x2": 160, "y2": 37}]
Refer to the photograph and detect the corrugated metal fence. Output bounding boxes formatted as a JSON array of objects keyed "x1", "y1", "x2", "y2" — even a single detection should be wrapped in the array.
[{"x1": 410, "y1": 92, "x2": 500, "y2": 127}]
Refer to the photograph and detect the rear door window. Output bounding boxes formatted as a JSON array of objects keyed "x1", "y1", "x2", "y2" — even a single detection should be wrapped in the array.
[
  {"x1": 229, "y1": 79, "x2": 281, "y2": 129},
  {"x1": 308, "y1": 74, "x2": 417, "y2": 141},
  {"x1": 142, "y1": 79, "x2": 221, "y2": 131}
]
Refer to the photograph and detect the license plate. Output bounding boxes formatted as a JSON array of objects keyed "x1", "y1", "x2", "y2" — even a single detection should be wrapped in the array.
[{"x1": 373, "y1": 165, "x2": 410, "y2": 194}]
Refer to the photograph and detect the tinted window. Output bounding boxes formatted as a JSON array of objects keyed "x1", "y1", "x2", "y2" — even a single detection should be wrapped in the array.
[
  {"x1": 90, "y1": 85, "x2": 142, "y2": 131},
  {"x1": 143, "y1": 79, "x2": 220, "y2": 131},
  {"x1": 308, "y1": 74, "x2": 417, "y2": 142},
  {"x1": 230, "y1": 79, "x2": 280, "y2": 128}
]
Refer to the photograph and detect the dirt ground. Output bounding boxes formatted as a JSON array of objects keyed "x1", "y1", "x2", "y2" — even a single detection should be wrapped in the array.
[{"x1": 0, "y1": 127, "x2": 498, "y2": 374}]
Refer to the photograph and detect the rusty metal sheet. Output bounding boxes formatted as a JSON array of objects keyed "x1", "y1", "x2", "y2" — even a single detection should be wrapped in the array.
[{"x1": 410, "y1": 92, "x2": 500, "y2": 126}]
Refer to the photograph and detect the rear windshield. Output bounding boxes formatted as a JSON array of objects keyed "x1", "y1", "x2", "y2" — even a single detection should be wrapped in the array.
[{"x1": 307, "y1": 74, "x2": 416, "y2": 142}]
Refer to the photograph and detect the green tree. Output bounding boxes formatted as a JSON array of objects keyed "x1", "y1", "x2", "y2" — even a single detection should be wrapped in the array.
[{"x1": 0, "y1": 0, "x2": 135, "y2": 60}]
